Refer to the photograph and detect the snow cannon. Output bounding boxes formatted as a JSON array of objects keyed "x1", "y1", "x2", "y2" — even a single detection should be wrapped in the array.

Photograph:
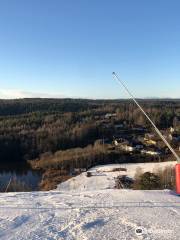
[{"x1": 176, "y1": 164, "x2": 180, "y2": 195}]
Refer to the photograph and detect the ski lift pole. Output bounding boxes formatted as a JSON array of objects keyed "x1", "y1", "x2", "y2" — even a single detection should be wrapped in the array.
[{"x1": 112, "y1": 72, "x2": 180, "y2": 194}]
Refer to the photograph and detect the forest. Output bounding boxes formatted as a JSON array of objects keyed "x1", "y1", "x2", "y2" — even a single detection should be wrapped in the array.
[{"x1": 0, "y1": 98, "x2": 179, "y2": 170}]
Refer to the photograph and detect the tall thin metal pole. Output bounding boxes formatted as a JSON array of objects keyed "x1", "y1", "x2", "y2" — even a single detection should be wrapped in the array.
[
  {"x1": 5, "y1": 177, "x2": 12, "y2": 192},
  {"x1": 112, "y1": 72, "x2": 180, "y2": 163}
]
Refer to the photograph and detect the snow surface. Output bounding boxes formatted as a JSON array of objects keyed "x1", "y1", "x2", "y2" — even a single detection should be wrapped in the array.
[
  {"x1": 0, "y1": 189, "x2": 180, "y2": 240},
  {"x1": 57, "y1": 161, "x2": 176, "y2": 192},
  {"x1": 0, "y1": 161, "x2": 179, "y2": 240}
]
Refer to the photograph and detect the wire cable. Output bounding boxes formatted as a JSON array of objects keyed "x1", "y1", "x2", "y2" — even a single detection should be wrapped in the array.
[{"x1": 112, "y1": 72, "x2": 180, "y2": 163}]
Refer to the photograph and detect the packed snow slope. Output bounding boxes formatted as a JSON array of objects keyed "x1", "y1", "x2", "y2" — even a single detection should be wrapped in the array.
[
  {"x1": 0, "y1": 162, "x2": 179, "y2": 240},
  {"x1": 0, "y1": 190, "x2": 180, "y2": 240}
]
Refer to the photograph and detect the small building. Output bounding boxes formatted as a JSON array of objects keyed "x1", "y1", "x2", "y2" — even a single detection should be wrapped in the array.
[
  {"x1": 170, "y1": 127, "x2": 175, "y2": 133},
  {"x1": 145, "y1": 133, "x2": 156, "y2": 139},
  {"x1": 144, "y1": 138, "x2": 157, "y2": 145},
  {"x1": 113, "y1": 138, "x2": 129, "y2": 146},
  {"x1": 105, "y1": 113, "x2": 117, "y2": 119},
  {"x1": 141, "y1": 149, "x2": 161, "y2": 156},
  {"x1": 121, "y1": 144, "x2": 135, "y2": 152},
  {"x1": 71, "y1": 168, "x2": 87, "y2": 175}
]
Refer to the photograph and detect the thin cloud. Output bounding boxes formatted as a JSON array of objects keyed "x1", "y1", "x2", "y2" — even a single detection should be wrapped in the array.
[{"x1": 0, "y1": 89, "x2": 66, "y2": 99}]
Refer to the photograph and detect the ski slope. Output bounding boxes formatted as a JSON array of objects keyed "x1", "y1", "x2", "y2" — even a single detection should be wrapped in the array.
[
  {"x1": 0, "y1": 162, "x2": 179, "y2": 240},
  {"x1": 57, "y1": 161, "x2": 176, "y2": 191},
  {"x1": 0, "y1": 190, "x2": 180, "y2": 240}
]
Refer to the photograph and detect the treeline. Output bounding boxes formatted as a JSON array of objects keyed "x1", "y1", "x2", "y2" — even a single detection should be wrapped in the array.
[
  {"x1": 30, "y1": 144, "x2": 106, "y2": 171},
  {"x1": 30, "y1": 142, "x2": 172, "y2": 191},
  {"x1": 0, "y1": 98, "x2": 95, "y2": 116},
  {"x1": 133, "y1": 166, "x2": 175, "y2": 190},
  {"x1": 29, "y1": 143, "x2": 169, "y2": 172},
  {"x1": 0, "y1": 112, "x2": 101, "y2": 166},
  {"x1": 0, "y1": 98, "x2": 179, "y2": 167}
]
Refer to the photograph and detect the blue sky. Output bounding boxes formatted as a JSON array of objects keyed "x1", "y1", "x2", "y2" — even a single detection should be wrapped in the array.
[{"x1": 0, "y1": 0, "x2": 180, "y2": 99}]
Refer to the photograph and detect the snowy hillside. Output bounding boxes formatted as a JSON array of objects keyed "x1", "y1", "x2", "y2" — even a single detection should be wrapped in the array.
[
  {"x1": 0, "y1": 189, "x2": 180, "y2": 240},
  {"x1": 57, "y1": 161, "x2": 176, "y2": 191},
  {"x1": 0, "y1": 161, "x2": 179, "y2": 240}
]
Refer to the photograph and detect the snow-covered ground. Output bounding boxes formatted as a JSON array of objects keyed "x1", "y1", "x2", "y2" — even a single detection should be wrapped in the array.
[
  {"x1": 0, "y1": 189, "x2": 180, "y2": 240},
  {"x1": 0, "y1": 161, "x2": 179, "y2": 240},
  {"x1": 57, "y1": 161, "x2": 176, "y2": 191}
]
